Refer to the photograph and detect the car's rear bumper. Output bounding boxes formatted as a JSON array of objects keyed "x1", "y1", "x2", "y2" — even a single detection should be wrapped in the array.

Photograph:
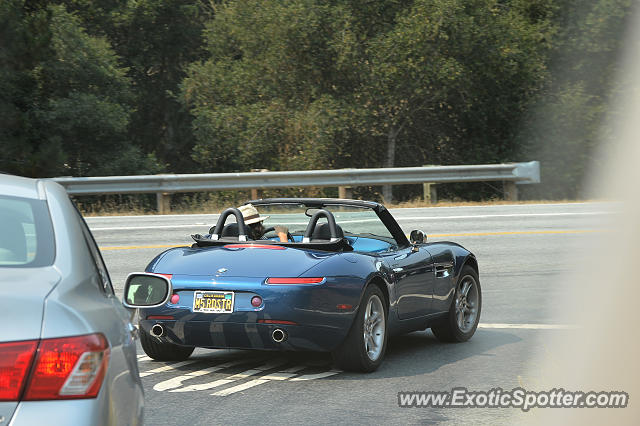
[
  {"x1": 139, "y1": 319, "x2": 347, "y2": 352},
  {"x1": 8, "y1": 394, "x2": 143, "y2": 426}
]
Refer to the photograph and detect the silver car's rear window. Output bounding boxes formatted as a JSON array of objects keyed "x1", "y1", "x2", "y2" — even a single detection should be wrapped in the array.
[{"x1": 0, "y1": 195, "x2": 55, "y2": 268}]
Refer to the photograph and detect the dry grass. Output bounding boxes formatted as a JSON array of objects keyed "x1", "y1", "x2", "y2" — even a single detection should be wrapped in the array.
[
  {"x1": 387, "y1": 198, "x2": 589, "y2": 209},
  {"x1": 75, "y1": 202, "x2": 151, "y2": 217}
]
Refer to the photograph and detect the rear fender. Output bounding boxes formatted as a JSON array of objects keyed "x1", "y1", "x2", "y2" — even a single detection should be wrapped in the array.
[{"x1": 337, "y1": 269, "x2": 395, "y2": 338}]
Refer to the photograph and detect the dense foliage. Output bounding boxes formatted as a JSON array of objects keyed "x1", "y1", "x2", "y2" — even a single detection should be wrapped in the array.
[{"x1": 0, "y1": 0, "x2": 634, "y2": 201}]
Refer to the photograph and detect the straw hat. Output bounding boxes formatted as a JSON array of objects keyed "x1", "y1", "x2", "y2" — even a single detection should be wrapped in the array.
[{"x1": 238, "y1": 204, "x2": 269, "y2": 225}]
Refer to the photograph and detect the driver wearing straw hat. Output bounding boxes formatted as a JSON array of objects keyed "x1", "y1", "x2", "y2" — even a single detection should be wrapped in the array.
[{"x1": 238, "y1": 204, "x2": 289, "y2": 242}]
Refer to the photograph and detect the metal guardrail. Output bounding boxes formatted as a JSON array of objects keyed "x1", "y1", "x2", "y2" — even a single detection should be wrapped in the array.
[{"x1": 52, "y1": 161, "x2": 540, "y2": 213}]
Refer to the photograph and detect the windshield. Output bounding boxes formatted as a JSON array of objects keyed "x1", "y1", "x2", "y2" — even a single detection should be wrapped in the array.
[
  {"x1": 0, "y1": 195, "x2": 55, "y2": 268},
  {"x1": 253, "y1": 203, "x2": 395, "y2": 241}
]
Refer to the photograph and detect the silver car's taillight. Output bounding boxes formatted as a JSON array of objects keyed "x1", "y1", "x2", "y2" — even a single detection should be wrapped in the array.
[{"x1": 0, "y1": 333, "x2": 110, "y2": 401}]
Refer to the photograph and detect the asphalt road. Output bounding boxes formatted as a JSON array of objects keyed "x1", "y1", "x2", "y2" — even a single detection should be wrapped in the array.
[{"x1": 88, "y1": 202, "x2": 609, "y2": 425}]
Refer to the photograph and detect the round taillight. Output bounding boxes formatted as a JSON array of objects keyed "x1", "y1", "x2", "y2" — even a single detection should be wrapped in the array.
[
  {"x1": 170, "y1": 294, "x2": 180, "y2": 304},
  {"x1": 251, "y1": 296, "x2": 263, "y2": 307}
]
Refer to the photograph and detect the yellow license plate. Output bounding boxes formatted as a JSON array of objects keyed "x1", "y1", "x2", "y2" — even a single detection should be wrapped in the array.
[{"x1": 193, "y1": 291, "x2": 234, "y2": 313}]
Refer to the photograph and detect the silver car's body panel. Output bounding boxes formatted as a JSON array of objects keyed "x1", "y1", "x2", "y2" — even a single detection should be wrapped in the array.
[
  {"x1": 0, "y1": 175, "x2": 42, "y2": 199},
  {"x1": 0, "y1": 175, "x2": 143, "y2": 425},
  {"x1": 0, "y1": 267, "x2": 59, "y2": 341}
]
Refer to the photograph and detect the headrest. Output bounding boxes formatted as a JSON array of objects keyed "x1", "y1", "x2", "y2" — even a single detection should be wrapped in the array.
[
  {"x1": 312, "y1": 223, "x2": 344, "y2": 240},
  {"x1": 221, "y1": 223, "x2": 240, "y2": 237}
]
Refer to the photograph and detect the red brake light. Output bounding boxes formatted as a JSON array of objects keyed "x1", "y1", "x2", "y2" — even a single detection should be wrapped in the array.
[
  {"x1": 156, "y1": 274, "x2": 173, "y2": 280},
  {"x1": 224, "y1": 244, "x2": 286, "y2": 250},
  {"x1": 23, "y1": 333, "x2": 110, "y2": 400},
  {"x1": 266, "y1": 277, "x2": 325, "y2": 285},
  {"x1": 147, "y1": 315, "x2": 175, "y2": 320},
  {"x1": 0, "y1": 340, "x2": 38, "y2": 401}
]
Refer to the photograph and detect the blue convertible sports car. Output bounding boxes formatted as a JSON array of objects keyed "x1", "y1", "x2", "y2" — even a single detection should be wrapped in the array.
[{"x1": 126, "y1": 198, "x2": 481, "y2": 372}]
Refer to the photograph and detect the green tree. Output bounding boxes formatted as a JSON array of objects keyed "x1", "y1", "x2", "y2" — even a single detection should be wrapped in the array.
[
  {"x1": 182, "y1": 0, "x2": 356, "y2": 173},
  {"x1": 183, "y1": 0, "x2": 553, "y2": 201},
  {"x1": 361, "y1": 0, "x2": 554, "y2": 200},
  {"x1": 0, "y1": 2, "x2": 160, "y2": 177},
  {"x1": 0, "y1": 0, "x2": 52, "y2": 175},
  {"x1": 2, "y1": 0, "x2": 632, "y2": 204},
  {"x1": 109, "y1": 0, "x2": 213, "y2": 172},
  {"x1": 518, "y1": 0, "x2": 634, "y2": 199}
]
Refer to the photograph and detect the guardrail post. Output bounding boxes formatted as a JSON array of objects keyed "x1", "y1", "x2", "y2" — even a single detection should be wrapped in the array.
[
  {"x1": 250, "y1": 169, "x2": 269, "y2": 200},
  {"x1": 423, "y1": 183, "x2": 437, "y2": 204},
  {"x1": 157, "y1": 192, "x2": 171, "y2": 214},
  {"x1": 338, "y1": 186, "x2": 352, "y2": 199},
  {"x1": 422, "y1": 165, "x2": 438, "y2": 204},
  {"x1": 503, "y1": 181, "x2": 518, "y2": 201}
]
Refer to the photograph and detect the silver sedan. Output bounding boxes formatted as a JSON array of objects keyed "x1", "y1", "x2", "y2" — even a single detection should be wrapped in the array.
[{"x1": 0, "y1": 174, "x2": 143, "y2": 425}]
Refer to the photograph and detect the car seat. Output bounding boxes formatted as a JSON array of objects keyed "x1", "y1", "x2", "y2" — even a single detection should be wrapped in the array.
[{"x1": 311, "y1": 222, "x2": 344, "y2": 241}]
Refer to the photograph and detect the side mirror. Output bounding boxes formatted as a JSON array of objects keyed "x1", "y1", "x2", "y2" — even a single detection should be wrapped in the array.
[
  {"x1": 410, "y1": 230, "x2": 427, "y2": 245},
  {"x1": 123, "y1": 273, "x2": 172, "y2": 308}
]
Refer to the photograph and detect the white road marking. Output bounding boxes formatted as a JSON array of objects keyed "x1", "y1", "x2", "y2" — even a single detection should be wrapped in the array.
[
  {"x1": 478, "y1": 323, "x2": 579, "y2": 330},
  {"x1": 211, "y1": 366, "x2": 307, "y2": 396},
  {"x1": 89, "y1": 210, "x2": 608, "y2": 232},
  {"x1": 393, "y1": 212, "x2": 608, "y2": 221},
  {"x1": 91, "y1": 224, "x2": 208, "y2": 231},
  {"x1": 83, "y1": 202, "x2": 607, "y2": 221},
  {"x1": 137, "y1": 356, "x2": 152, "y2": 362},
  {"x1": 389, "y1": 202, "x2": 604, "y2": 210},
  {"x1": 169, "y1": 359, "x2": 287, "y2": 393},
  {"x1": 153, "y1": 359, "x2": 256, "y2": 391},
  {"x1": 290, "y1": 370, "x2": 342, "y2": 381},
  {"x1": 85, "y1": 213, "x2": 217, "y2": 219},
  {"x1": 258, "y1": 372, "x2": 298, "y2": 381},
  {"x1": 171, "y1": 369, "x2": 263, "y2": 392},
  {"x1": 211, "y1": 379, "x2": 270, "y2": 396},
  {"x1": 139, "y1": 360, "x2": 199, "y2": 377}
]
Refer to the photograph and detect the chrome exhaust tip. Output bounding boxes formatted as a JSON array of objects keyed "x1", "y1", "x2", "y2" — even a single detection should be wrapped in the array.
[
  {"x1": 272, "y1": 328, "x2": 287, "y2": 343},
  {"x1": 150, "y1": 324, "x2": 165, "y2": 338}
]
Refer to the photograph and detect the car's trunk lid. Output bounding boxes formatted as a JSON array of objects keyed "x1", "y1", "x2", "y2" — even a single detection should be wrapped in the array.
[{"x1": 148, "y1": 245, "x2": 336, "y2": 278}]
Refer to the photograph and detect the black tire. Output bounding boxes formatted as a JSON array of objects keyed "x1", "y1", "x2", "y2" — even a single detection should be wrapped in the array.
[
  {"x1": 332, "y1": 285, "x2": 388, "y2": 372},
  {"x1": 140, "y1": 327, "x2": 195, "y2": 361},
  {"x1": 431, "y1": 265, "x2": 482, "y2": 343}
]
